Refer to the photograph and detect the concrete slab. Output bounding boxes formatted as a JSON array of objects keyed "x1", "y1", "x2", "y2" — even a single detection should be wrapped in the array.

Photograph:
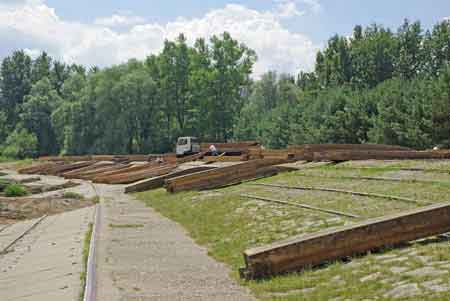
[{"x1": 0, "y1": 206, "x2": 94, "y2": 301}]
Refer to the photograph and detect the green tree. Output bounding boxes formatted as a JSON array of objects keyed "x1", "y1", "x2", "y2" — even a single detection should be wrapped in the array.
[
  {"x1": 394, "y1": 20, "x2": 424, "y2": 80},
  {"x1": 2, "y1": 127, "x2": 38, "y2": 159},
  {"x1": 21, "y1": 78, "x2": 61, "y2": 155},
  {"x1": 208, "y1": 32, "x2": 256, "y2": 140},
  {"x1": 0, "y1": 50, "x2": 32, "y2": 127}
]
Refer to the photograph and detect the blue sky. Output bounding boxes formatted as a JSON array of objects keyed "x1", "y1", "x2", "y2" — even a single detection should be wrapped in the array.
[
  {"x1": 1, "y1": 0, "x2": 449, "y2": 76},
  {"x1": 43, "y1": 0, "x2": 450, "y2": 43}
]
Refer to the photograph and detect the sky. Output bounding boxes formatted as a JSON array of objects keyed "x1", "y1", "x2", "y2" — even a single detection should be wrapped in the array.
[{"x1": 1, "y1": 0, "x2": 449, "y2": 77}]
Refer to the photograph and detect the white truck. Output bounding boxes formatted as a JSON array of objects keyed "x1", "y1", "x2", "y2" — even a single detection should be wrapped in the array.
[{"x1": 176, "y1": 136, "x2": 200, "y2": 156}]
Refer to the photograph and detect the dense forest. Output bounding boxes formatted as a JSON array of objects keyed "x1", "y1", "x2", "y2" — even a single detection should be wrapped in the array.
[{"x1": 1, "y1": 19, "x2": 450, "y2": 158}]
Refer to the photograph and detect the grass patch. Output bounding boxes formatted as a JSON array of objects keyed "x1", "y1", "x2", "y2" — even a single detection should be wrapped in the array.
[
  {"x1": 63, "y1": 191, "x2": 84, "y2": 200},
  {"x1": 135, "y1": 161, "x2": 450, "y2": 300},
  {"x1": 0, "y1": 157, "x2": 34, "y2": 169},
  {"x1": 109, "y1": 223, "x2": 144, "y2": 228},
  {"x1": 79, "y1": 222, "x2": 93, "y2": 301},
  {"x1": 4, "y1": 183, "x2": 28, "y2": 197},
  {"x1": 91, "y1": 196, "x2": 101, "y2": 204}
]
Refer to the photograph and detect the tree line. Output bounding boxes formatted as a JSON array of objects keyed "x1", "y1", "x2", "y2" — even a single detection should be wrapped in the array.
[{"x1": 0, "y1": 20, "x2": 450, "y2": 158}]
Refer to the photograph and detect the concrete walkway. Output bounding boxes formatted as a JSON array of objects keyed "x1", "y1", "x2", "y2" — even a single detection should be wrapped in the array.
[
  {"x1": 0, "y1": 207, "x2": 94, "y2": 301},
  {"x1": 95, "y1": 184, "x2": 255, "y2": 301}
]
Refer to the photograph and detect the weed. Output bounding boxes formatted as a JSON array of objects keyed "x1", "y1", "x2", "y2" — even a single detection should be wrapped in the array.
[
  {"x1": 91, "y1": 196, "x2": 100, "y2": 204},
  {"x1": 79, "y1": 223, "x2": 93, "y2": 301},
  {"x1": 63, "y1": 191, "x2": 84, "y2": 199},
  {"x1": 4, "y1": 184, "x2": 28, "y2": 197}
]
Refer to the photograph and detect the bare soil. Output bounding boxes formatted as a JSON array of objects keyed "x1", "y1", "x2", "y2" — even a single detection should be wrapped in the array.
[{"x1": 0, "y1": 193, "x2": 96, "y2": 224}]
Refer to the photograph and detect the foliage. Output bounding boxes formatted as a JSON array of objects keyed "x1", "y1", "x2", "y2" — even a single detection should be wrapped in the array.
[
  {"x1": 2, "y1": 128, "x2": 38, "y2": 159},
  {"x1": 1, "y1": 20, "x2": 450, "y2": 156},
  {"x1": 4, "y1": 183, "x2": 28, "y2": 197}
]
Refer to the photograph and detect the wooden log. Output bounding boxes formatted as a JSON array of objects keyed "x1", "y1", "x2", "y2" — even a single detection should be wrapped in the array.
[
  {"x1": 18, "y1": 162, "x2": 63, "y2": 174},
  {"x1": 202, "y1": 155, "x2": 248, "y2": 162},
  {"x1": 200, "y1": 141, "x2": 260, "y2": 152},
  {"x1": 92, "y1": 162, "x2": 157, "y2": 182},
  {"x1": 166, "y1": 159, "x2": 290, "y2": 193},
  {"x1": 288, "y1": 144, "x2": 411, "y2": 151},
  {"x1": 122, "y1": 154, "x2": 151, "y2": 162},
  {"x1": 98, "y1": 164, "x2": 176, "y2": 184},
  {"x1": 61, "y1": 162, "x2": 115, "y2": 178},
  {"x1": 241, "y1": 201, "x2": 450, "y2": 279},
  {"x1": 260, "y1": 150, "x2": 296, "y2": 160},
  {"x1": 124, "y1": 166, "x2": 216, "y2": 193},
  {"x1": 38, "y1": 155, "x2": 92, "y2": 162},
  {"x1": 69, "y1": 163, "x2": 130, "y2": 180},
  {"x1": 90, "y1": 155, "x2": 117, "y2": 161},
  {"x1": 313, "y1": 150, "x2": 450, "y2": 162},
  {"x1": 40, "y1": 161, "x2": 95, "y2": 176},
  {"x1": 287, "y1": 144, "x2": 412, "y2": 161},
  {"x1": 176, "y1": 152, "x2": 205, "y2": 164}
]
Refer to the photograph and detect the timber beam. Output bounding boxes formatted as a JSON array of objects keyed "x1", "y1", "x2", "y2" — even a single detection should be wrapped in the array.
[{"x1": 241, "y1": 201, "x2": 450, "y2": 279}]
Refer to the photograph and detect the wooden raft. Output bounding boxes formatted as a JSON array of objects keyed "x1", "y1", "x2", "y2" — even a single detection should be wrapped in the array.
[{"x1": 241, "y1": 201, "x2": 450, "y2": 279}]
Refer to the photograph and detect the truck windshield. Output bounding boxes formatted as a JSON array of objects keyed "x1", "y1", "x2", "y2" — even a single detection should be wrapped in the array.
[{"x1": 177, "y1": 138, "x2": 188, "y2": 145}]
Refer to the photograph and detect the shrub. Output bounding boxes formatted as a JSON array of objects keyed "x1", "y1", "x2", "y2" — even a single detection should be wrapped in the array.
[
  {"x1": 2, "y1": 128, "x2": 38, "y2": 159},
  {"x1": 4, "y1": 184, "x2": 28, "y2": 197}
]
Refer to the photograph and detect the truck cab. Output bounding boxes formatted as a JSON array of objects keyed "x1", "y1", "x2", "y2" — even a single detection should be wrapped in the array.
[{"x1": 176, "y1": 137, "x2": 200, "y2": 156}]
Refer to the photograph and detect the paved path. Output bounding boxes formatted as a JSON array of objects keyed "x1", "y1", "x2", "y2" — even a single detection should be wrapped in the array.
[
  {"x1": 95, "y1": 184, "x2": 255, "y2": 301},
  {"x1": 0, "y1": 207, "x2": 94, "y2": 301}
]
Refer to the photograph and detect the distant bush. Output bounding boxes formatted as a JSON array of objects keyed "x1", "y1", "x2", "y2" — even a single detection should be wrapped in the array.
[
  {"x1": 2, "y1": 128, "x2": 38, "y2": 159},
  {"x1": 4, "y1": 184, "x2": 28, "y2": 197}
]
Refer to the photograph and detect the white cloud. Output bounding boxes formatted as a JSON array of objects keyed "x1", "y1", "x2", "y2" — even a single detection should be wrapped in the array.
[
  {"x1": 23, "y1": 47, "x2": 41, "y2": 58},
  {"x1": 299, "y1": 0, "x2": 322, "y2": 14},
  {"x1": 94, "y1": 14, "x2": 146, "y2": 27},
  {"x1": 0, "y1": 2, "x2": 319, "y2": 77},
  {"x1": 275, "y1": 1, "x2": 304, "y2": 19}
]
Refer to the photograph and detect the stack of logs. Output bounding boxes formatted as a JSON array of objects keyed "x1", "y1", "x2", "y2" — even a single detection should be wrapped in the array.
[{"x1": 19, "y1": 143, "x2": 450, "y2": 194}]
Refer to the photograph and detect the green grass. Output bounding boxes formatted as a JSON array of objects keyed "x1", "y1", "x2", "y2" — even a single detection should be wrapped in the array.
[
  {"x1": 0, "y1": 157, "x2": 33, "y2": 168},
  {"x1": 135, "y1": 161, "x2": 450, "y2": 300},
  {"x1": 79, "y1": 223, "x2": 93, "y2": 301},
  {"x1": 4, "y1": 183, "x2": 28, "y2": 197}
]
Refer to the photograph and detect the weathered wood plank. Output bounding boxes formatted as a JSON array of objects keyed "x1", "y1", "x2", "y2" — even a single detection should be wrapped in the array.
[
  {"x1": 42, "y1": 161, "x2": 95, "y2": 176},
  {"x1": 241, "y1": 202, "x2": 450, "y2": 279},
  {"x1": 97, "y1": 164, "x2": 176, "y2": 184},
  {"x1": 166, "y1": 159, "x2": 291, "y2": 193},
  {"x1": 314, "y1": 150, "x2": 450, "y2": 161},
  {"x1": 124, "y1": 166, "x2": 216, "y2": 193},
  {"x1": 61, "y1": 162, "x2": 116, "y2": 178},
  {"x1": 202, "y1": 155, "x2": 248, "y2": 162}
]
